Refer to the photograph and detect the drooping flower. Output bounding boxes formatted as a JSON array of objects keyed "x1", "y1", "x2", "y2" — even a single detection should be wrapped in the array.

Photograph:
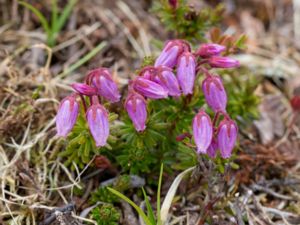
[
  {"x1": 56, "y1": 95, "x2": 79, "y2": 137},
  {"x1": 155, "y1": 40, "x2": 190, "y2": 68},
  {"x1": 125, "y1": 92, "x2": 147, "y2": 132},
  {"x1": 87, "y1": 68, "x2": 121, "y2": 103},
  {"x1": 202, "y1": 75, "x2": 227, "y2": 112},
  {"x1": 152, "y1": 66, "x2": 181, "y2": 97},
  {"x1": 71, "y1": 83, "x2": 97, "y2": 96},
  {"x1": 86, "y1": 101, "x2": 109, "y2": 147},
  {"x1": 176, "y1": 52, "x2": 196, "y2": 95},
  {"x1": 133, "y1": 77, "x2": 168, "y2": 99},
  {"x1": 208, "y1": 56, "x2": 240, "y2": 68},
  {"x1": 196, "y1": 43, "x2": 226, "y2": 58},
  {"x1": 192, "y1": 110, "x2": 213, "y2": 154},
  {"x1": 217, "y1": 118, "x2": 238, "y2": 158}
]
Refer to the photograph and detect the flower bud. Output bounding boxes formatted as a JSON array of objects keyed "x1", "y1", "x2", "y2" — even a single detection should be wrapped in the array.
[
  {"x1": 208, "y1": 56, "x2": 240, "y2": 68},
  {"x1": 86, "y1": 103, "x2": 109, "y2": 147},
  {"x1": 217, "y1": 118, "x2": 238, "y2": 158},
  {"x1": 125, "y1": 92, "x2": 147, "y2": 132},
  {"x1": 196, "y1": 43, "x2": 226, "y2": 58},
  {"x1": 168, "y1": 0, "x2": 178, "y2": 9},
  {"x1": 71, "y1": 83, "x2": 97, "y2": 96},
  {"x1": 133, "y1": 77, "x2": 168, "y2": 99},
  {"x1": 152, "y1": 66, "x2": 181, "y2": 97},
  {"x1": 192, "y1": 110, "x2": 213, "y2": 154},
  {"x1": 56, "y1": 95, "x2": 79, "y2": 137},
  {"x1": 290, "y1": 95, "x2": 300, "y2": 112},
  {"x1": 202, "y1": 75, "x2": 227, "y2": 112},
  {"x1": 87, "y1": 68, "x2": 121, "y2": 103},
  {"x1": 207, "y1": 138, "x2": 218, "y2": 158},
  {"x1": 155, "y1": 40, "x2": 191, "y2": 68},
  {"x1": 177, "y1": 52, "x2": 196, "y2": 95}
]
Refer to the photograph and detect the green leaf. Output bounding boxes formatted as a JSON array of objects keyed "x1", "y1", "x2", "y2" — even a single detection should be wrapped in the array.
[
  {"x1": 156, "y1": 164, "x2": 163, "y2": 225},
  {"x1": 107, "y1": 187, "x2": 153, "y2": 225},
  {"x1": 160, "y1": 166, "x2": 195, "y2": 224},
  {"x1": 142, "y1": 188, "x2": 156, "y2": 225},
  {"x1": 18, "y1": 1, "x2": 50, "y2": 36},
  {"x1": 51, "y1": 0, "x2": 58, "y2": 31},
  {"x1": 55, "y1": 0, "x2": 77, "y2": 33},
  {"x1": 57, "y1": 41, "x2": 107, "y2": 78}
]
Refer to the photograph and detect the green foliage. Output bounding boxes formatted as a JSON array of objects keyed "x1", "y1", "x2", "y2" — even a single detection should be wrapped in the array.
[
  {"x1": 90, "y1": 187, "x2": 119, "y2": 204},
  {"x1": 223, "y1": 70, "x2": 261, "y2": 125},
  {"x1": 116, "y1": 112, "x2": 167, "y2": 174},
  {"x1": 19, "y1": 0, "x2": 77, "y2": 46},
  {"x1": 152, "y1": 0, "x2": 223, "y2": 42},
  {"x1": 90, "y1": 175, "x2": 131, "y2": 204},
  {"x1": 91, "y1": 204, "x2": 120, "y2": 225}
]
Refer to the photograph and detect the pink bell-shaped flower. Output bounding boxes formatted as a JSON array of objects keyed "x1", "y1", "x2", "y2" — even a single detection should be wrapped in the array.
[
  {"x1": 192, "y1": 110, "x2": 213, "y2": 154},
  {"x1": 155, "y1": 40, "x2": 190, "y2": 68},
  {"x1": 202, "y1": 75, "x2": 227, "y2": 112},
  {"x1": 217, "y1": 118, "x2": 238, "y2": 158},
  {"x1": 71, "y1": 83, "x2": 97, "y2": 96},
  {"x1": 86, "y1": 98, "x2": 110, "y2": 147},
  {"x1": 176, "y1": 52, "x2": 196, "y2": 95},
  {"x1": 208, "y1": 56, "x2": 240, "y2": 68},
  {"x1": 87, "y1": 68, "x2": 121, "y2": 103},
  {"x1": 133, "y1": 77, "x2": 168, "y2": 99},
  {"x1": 56, "y1": 95, "x2": 79, "y2": 137},
  {"x1": 152, "y1": 66, "x2": 181, "y2": 97},
  {"x1": 125, "y1": 92, "x2": 147, "y2": 132},
  {"x1": 196, "y1": 43, "x2": 226, "y2": 58}
]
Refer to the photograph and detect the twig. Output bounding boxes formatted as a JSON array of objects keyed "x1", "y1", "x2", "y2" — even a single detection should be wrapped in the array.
[{"x1": 251, "y1": 184, "x2": 293, "y2": 201}]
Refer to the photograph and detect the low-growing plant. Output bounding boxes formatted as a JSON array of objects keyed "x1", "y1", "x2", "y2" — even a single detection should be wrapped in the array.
[
  {"x1": 51, "y1": 1, "x2": 261, "y2": 224},
  {"x1": 91, "y1": 204, "x2": 121, "y2": 225}
]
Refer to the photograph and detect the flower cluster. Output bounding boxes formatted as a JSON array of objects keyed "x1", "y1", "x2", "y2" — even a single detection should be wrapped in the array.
[
  {"x1": 124, "y1": 40, "x2": 239, "y2": 158},
  {"x1": 55, "y1": 39, "x2": 239, "y2": 158},
  {"x1": 56, "y1": 68, "x2": 120, "y2": 147}
]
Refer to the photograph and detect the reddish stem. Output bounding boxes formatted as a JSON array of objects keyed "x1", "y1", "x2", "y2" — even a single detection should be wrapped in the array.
[
  {"x1": 212, "y1": 111, "x2": 221, "y2": 127},
  {"x1": 79, "y1": 94, "x2": 87, "y2": 113}
]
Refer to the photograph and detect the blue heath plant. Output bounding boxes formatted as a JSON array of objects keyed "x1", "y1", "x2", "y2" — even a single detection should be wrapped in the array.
[
  {"x1": 55, "y1": 0, "x2": 256, "y2": 177},
  {"x1": 55, "y1": 39, "x2": 241, "y2": 174}
]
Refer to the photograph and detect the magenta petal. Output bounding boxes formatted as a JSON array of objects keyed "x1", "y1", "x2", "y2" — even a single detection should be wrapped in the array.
[
  {"x1": 56, "y1": 96, "x2": 79, "y2": 137},
  {"x1": 177, "y1": 52, "x2": 196, "y2": 95},
  {"x1": 125, "y1": 93, "x2": 147, "y2": 132},
  {"x1": 133, "y1": 77, "x2": 168, "y2": 99},
  {"x1": 196, "y1": 44, "x2": 226, "y2": 58},
  {"x1": 208, "y1": 56, "x2": 240, "y2": 68},
  {"x1": 217, "y1": 119, "x2": 238, "y2": 158},
  {"x1": 154, "y1": 40, "x2": 190, "y2": 68},
  {"x1": 87, "y1": 104, "x2": 109, "y2": 147},
  {"x1": 155, "y1": 45, "x2": 179, "y2": 68},
  {"x1": 192, "y1": 110, "x2": 213, "y2": 154},
  {"x1": 90, "y1": 69, "x2": 121, "y2": 103},
  {"x1": 202, "y1": 75, "x2": 227, "y2": 112},
  {"x1": 207, "y1": 139, "x2": 218, "y2": 158},
  {"x1": 72, "y1": 83, "x2": 97, "y2": 96},
  {"x1": 153, "y1": 69, "x2": 181, "y2": 97}
]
